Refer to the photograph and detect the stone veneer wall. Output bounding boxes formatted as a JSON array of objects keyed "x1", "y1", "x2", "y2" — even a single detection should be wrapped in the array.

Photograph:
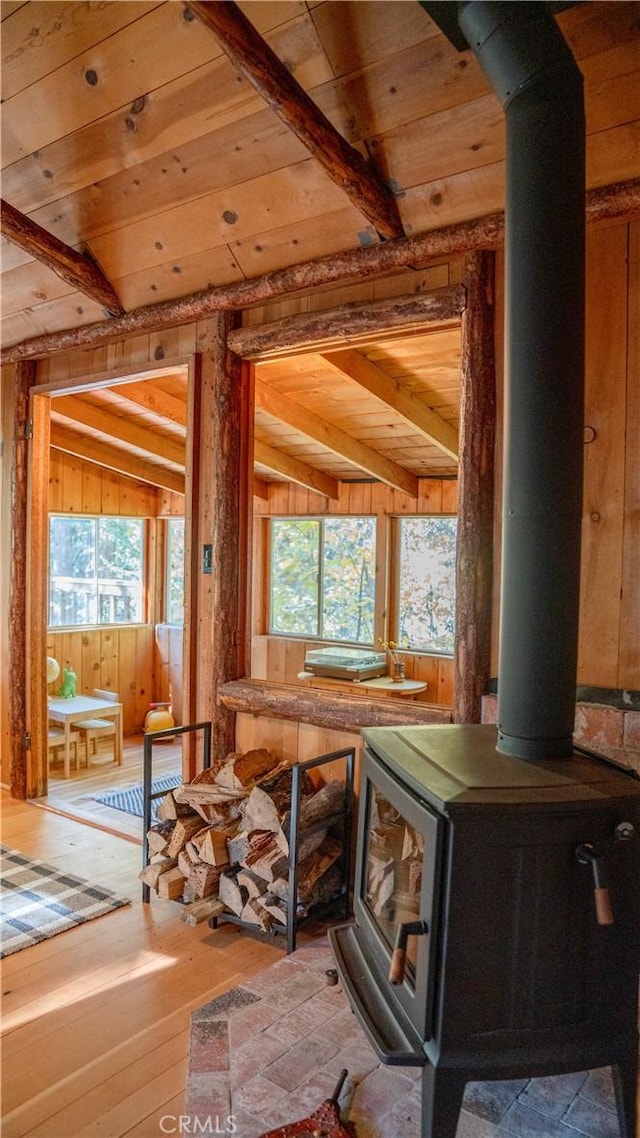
[{"x1": 481, "y1": 695, "x2": 640, "y2": 775}]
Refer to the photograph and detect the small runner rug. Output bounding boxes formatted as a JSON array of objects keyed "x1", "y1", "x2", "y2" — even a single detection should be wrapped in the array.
[
  {"x1": 93, "y1": 774, "x2": 181, "y2": 820},
  {"x1": 0, "y1": 845, "x2": 131, "y2": 958}
]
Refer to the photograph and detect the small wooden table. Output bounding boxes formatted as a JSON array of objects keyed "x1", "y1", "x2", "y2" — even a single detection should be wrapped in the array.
[
  {"x1": 47, "y1": 695, "x2": 123, "y2": 778},
  {"x1": 297, "y1": 672, "x2": 427, "y2": 699}
]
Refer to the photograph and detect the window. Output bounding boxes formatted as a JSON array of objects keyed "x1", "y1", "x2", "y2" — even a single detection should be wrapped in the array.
[
  {"x1": 49, "y1": 515, "x2": 145, "y2": 627},
  {"x1": 165, "y1": 517, "x2": 185, "y2": 624},
  {"x1": 397, "y1": 516, "x2": 457, "y2": 654},
  {"x1": 270, "y1": 516, "x2": 376, "y2": 644}
]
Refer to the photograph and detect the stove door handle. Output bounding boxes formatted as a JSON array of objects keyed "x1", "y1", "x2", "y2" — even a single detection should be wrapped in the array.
[
  {"x1": 575, "y1": 843, "x2": 614, "y2": 926},
  {"x1": 389, "y1": 920, "x2": 429, "y2": 985}
]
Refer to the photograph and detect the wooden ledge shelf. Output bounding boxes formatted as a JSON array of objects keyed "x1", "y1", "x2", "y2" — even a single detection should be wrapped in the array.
[
  {"x1": 296, "y1": 672, "x2": 428, "y2": 699},
  {"x1": 218, "y1": 678, "x2": 451, "y2": 734}
]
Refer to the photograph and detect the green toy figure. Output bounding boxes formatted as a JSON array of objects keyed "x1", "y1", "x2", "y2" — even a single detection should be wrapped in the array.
[{"x1": 57, "y1": 665, "x2": 77, "y2": 698}]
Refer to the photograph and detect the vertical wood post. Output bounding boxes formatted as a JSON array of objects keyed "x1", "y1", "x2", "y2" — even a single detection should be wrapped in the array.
[
  {"x1": 7, "y1": 361, "x2": 35, "y2": 798},
  {"x1": 191, "y1": 312, "x2": 251, "y2": 765},
  {"x1": 27, "y1": 394, "x2": 51, "y2": 796},
  {"x1": 453, "y1": 251, "x2": 497, "y2": 723}
]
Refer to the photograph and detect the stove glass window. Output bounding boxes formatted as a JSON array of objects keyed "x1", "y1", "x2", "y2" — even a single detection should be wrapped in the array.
[{"x1": 364, "y1": 786, "x2": 424, "y2": 984}]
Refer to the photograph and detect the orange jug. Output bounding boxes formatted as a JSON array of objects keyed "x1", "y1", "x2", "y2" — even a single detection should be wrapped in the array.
[{"x1": 144, "y1": 701, "x2": 175, "y2": 734}]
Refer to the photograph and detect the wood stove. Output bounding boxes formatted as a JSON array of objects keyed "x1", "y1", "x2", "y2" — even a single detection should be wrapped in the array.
[
  {"x1": 332, "y1": 7, "x2": 640, "y2": 1135},
  {"x1": 330, "y1": 723, "x2": 640, "y2": 1137}
]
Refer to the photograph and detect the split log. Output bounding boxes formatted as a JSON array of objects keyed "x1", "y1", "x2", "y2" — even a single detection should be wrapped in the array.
[
  {"x1": 178, "y1": 848, "x2": 198, "y2": 878},
  {"x1": 227, "y1": 830, "x2": 253, "y2": 866},
  {"x1": 240, "y1": 897, "x2": 275, "y2": 932},
  {"x1": 192, "y1": 821, "x2": 238, "y2": 867},
  {"x1": 214, "y1": 748, "x2": 281, "y2": 790},
  {"x1": 166, "y1": 814, "x2": 208, "y2": 859},
  {"x1": 138, "y1": 857, "x2": 178, "y2": 889},
  {"x1": 237, "y1": 867, "x2": 268, "y2": 899},
  {"x1": 156, "y1": 791, "x2": 197, "y2": 821},
  {"x1": 256, "y1": 894, "x2": 288, "y2": 925},
  {"x1": 281, "y1": 779, "x2": 345, "y2": 839},
  {"x1": 147, "y1": 820, "x2": 176, "y2": 856},
  {"x1": 157, "y1": 867, "x2": 186, "y2": 900},
  {"x1": 184, "y1": 863, "x2": 221, "y2": 902},
  {"x1": 181, "y1": 898, "x2": 226, "y2": 926},
  {"x1": 243, "y1": 827, "x2": 326, "y2": 881},
  {"x1": 218, "y1": 870, "x2": 248, "y2": 916},
  {"x1": 296, "y1": 836, "x2": 343, "y2": 904}
]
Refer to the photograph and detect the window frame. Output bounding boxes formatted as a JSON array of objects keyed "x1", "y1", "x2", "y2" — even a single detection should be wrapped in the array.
[
  {"x1": 47, "y1": 513, "x2": 147, "y2": 630},
  {"x1": 164, "y1": 516, "x2": 185, "y2": 626},
  {"x1": 391, "y1": 513, "x2": 458, "y2": 657},
  {"x1": 268, "y1": 514, "x2": 378, "y2": 647}
]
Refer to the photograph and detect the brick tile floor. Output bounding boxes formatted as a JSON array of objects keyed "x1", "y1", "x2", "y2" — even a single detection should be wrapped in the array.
[{"x1": 186, "y1": 938, "x2": 626, "y2": 1138}]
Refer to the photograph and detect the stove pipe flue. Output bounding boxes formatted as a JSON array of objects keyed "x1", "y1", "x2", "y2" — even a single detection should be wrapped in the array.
[{"x1": 458, "y1": 2, "x2": 586, "y2": 759}]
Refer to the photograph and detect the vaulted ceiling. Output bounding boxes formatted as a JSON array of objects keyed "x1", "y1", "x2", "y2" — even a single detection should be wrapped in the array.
[{"x1": 2, "y1": 1, "x2": 639, "y2": 493}]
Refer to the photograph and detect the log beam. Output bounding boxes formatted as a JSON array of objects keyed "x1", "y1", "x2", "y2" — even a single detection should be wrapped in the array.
[
  {"x1": 231, "y1": 286, "x2": 466, "y2": 360},
  {"x1": 0, "y1": 198, "x2": 124, "y2": 317},
  {"x1": 453, "y1": 250, "x2": 496, "y2": 724},
  {"x1": 2, "y1": 180, "x2": 637, "y2": 364},
  {"x1": 185, "y1": 0, "x2": 403, "y2": 241},
  {"x1": 218, "y1": 678, "x2": 452, "y2": 734}
]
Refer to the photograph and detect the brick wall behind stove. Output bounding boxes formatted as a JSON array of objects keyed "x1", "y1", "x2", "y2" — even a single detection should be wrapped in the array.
[{"x1": 481, "y1": 695, "x2": 640, "y2": 774}]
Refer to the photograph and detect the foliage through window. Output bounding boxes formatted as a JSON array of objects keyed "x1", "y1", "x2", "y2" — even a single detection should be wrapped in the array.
[
  {"x1": 270, "y1": 516, "x2": 376, "y2": 644},
  {"x1": 165, "y1": 517, "x2": 185, "y2": 624},
  {"x1": 397, "y1": 516, "x2": 457, "y2": 654},
  {"x1": 49, "y1": 515, "x2": 145, "y2": 627}
]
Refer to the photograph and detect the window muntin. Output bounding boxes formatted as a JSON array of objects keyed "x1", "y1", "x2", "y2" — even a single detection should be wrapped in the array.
[
  {"x1": 397, "y1": 516, "x2": 457, "y2": 654},
  {"x1": 165, "y1": 517, "x2": 185, "y2": 625},
  {"x1": 49, "y1": 515, "x2": 145, "y2": 628},
  {"x1": 269, "y1": 516, "x2": 376, "y2": 644}
]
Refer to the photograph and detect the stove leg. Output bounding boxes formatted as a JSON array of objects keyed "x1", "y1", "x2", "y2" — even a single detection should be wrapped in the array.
[
  {"x1": 612, "y1": 1054, "x2": 638, "y2": 1138},
  {"x1": 420, "y1": 1064, "x2": 466, "y2": 1138}
]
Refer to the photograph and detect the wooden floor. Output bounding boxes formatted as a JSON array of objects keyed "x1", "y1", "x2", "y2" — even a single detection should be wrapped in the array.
[
  {"x1": 1, "y1": 791, "x2": 283, "y2": 1138},
  {"x1": 40, "y1": 735, "x2": 183, "y2": 843}
]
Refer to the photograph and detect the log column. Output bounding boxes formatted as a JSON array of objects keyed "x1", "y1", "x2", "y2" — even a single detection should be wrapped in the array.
[
  {"x1": 188, "y1": 313, "x2": 251, "y2": 766},
  {"x1": 453, "y1": 250, "x2": 496, "y2": 723},
  {"x1": 7, "y1": 360, "x2": 36, "y2": 798}
]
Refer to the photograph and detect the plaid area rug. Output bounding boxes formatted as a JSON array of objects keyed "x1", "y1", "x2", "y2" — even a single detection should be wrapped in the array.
[
  {"x1": 0, "y1": 846, "x2": 131, "y2": 958},
  {"x1": 93, "y1": 775, "x2": 181, "y2": 820}
]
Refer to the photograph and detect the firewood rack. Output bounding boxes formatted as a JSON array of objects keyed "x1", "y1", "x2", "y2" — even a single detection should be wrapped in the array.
[
  {"x1": 141, "y1": 720, "x2": 212, "y2": 902},
  {"x1": 211, "y1": 746, "x2": 355, "y2": 954}
]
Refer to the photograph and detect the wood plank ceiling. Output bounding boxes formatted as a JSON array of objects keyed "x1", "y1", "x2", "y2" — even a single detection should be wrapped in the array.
[{"x1": 2, "y1": 1, "x2": 639, "y2": 494}]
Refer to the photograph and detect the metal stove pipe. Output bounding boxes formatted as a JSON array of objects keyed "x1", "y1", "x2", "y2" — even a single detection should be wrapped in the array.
[{"x1": 458, "y1": 2, "x2": 585, "y2": 758}]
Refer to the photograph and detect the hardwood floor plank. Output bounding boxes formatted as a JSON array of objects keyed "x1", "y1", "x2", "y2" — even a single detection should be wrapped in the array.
[{"x1": 0, "y1": 792, "x2": 284, "y2": 1138}]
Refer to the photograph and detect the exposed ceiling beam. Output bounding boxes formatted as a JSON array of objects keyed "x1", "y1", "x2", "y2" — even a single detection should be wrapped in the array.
[
  {"x1": 50, "y1": 424, "x2": 186, "y2": 495},
  {"x1": 115, "y1": 381, "x2": 188, "y2": 427},
  {"x1": 0, "y1": 199, "x2": 124, "y2": 317},
  {"x1": 254, "y1": 440, "x2": 339, "y2": 499},
  {"x1": 52, "y1": 397, "x2": 186, "y2": 467},
  {"x1": 185, "y1": 0, "x2": 403, "y2": 241},
  {"x1": 256, "y1": 378, "x2": 419, "y2": 496},
  {"x1": 321, "y1": 349, "x2": 460, "y2": 461},
  {"x1": 3, "y1": 180, "x2": 636, "y2": 364}
]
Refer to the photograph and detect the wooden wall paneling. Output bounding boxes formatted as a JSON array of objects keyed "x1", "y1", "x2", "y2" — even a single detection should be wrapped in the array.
[
  {"x1": 61, "y1": 450, "x2": 83, "y2": 513},
  {"x1": 234, "y1": 712, "x2": 301, "y2": 765},
  {"x1": 26, "y1": 390, "x2": 49, "y2": 797},
  {"x1": 80, "y1": 630, "x2": 101, "y2": 697},
  {"x1": 453, "y1": 250, "x2": 496, "y2": 724},
  {"x1": 135, "y1": 627, "x2": 155, "y2": 733},
  {"x1": 619, "y1": 220, "x2": 639, "y2": 688},
  {"x1": 437, "y1": 657, "x2": 456, "y2": 707},
  {"x1": 578, "y1": 224, "x2": 628, "y2": 686},
  {"x1": 441, "y1": 478, "x2": 459, "y2": 514},
  {"x1": 100, "y1": 629, "x2": 119, "y2": 694},
  {"x1": 48, "y1": 449, "x2": 63, "y2": 511},
  {"x1": 417, "y1": 479, "x2": 445, "y2": 514},
  {"x1": 81, "y1": 461, "x2": 101, "y2": 514}
]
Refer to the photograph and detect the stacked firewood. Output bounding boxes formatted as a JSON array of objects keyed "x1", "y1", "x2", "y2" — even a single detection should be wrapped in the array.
[{"x1": 139, "y1": 747, "x2": 346, "y2": 930}]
